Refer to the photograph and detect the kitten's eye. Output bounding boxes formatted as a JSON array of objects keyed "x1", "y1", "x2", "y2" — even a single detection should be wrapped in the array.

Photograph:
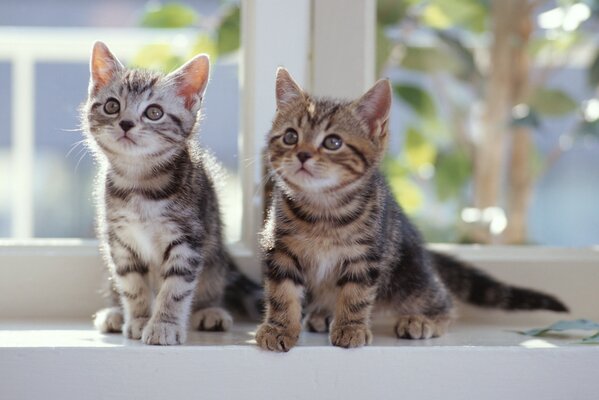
[
  {"x1": 282, "y1": 128, "x2": 298, "y2": 145},
  {"x1": 104, "y1": 98, "x2": 120, "y2": 114},
  {"x1": 144, "y1": 105, "x2": 164, "y2": 121},
  {"x1": 322, "y1": 134, "x2": 343, "y2": 150}
]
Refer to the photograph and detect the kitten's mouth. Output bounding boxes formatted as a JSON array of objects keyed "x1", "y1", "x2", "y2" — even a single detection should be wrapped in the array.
[
  {"x1": 117, "y1": 134, "x2": 137, "y2": 145},
  {"x1": 295, "y1": 166, "x2": 313, "y2": 177}
]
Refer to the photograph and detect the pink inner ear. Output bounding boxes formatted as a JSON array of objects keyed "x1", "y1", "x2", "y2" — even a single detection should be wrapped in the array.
[
  {"x1": 91, "y1": 42, "x2": 122, "y2": 93},
  {"x1": 356, "y1": 79, "x2": 392, "y2": 137},
  {"x1": 172, "y1": 55, "x2": 210, "y2": 110},
  {"x1": 275, "y1": 67, "x2": 303, "y2": 109}
]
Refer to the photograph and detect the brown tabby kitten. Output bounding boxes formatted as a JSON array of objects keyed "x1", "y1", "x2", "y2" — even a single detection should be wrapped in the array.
[
  {"x1": 256, "y1": 68, "x2": 568, "y2": 351},
  {"x1": 84, "y1": 42, "x2": 259, "y2": 345}
]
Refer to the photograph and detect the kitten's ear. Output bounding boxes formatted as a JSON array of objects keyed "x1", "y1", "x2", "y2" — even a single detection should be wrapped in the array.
[
  {"x1": 168, "y1": 54, "x2": 210, "y2": 111},
  {"x1": 90, "y1": 41, "x2": 123, "y2": 94},
  {"x1": 354, "y1": 79, "x2": 392, "y2": 138},
  {"x1": 276, "y1": 67, "x2": 304, "y2": 109}
]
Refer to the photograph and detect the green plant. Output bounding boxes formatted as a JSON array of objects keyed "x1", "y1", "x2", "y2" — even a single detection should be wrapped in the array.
[
  {"x1": 131, "y1": 2, "x2": 241, "y2": 72},
  {"x1": 379, "y1": 0, "x2": 599, "y2": 243}
]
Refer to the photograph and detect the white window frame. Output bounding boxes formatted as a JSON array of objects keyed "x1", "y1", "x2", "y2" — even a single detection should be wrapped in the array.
[{"x1": 0, "y1": 0, "x2": 597, "y2": 322}]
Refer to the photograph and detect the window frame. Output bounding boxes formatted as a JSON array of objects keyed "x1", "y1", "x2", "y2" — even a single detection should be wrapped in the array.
[{"x1": 0, "y1": 1, "x2": 597, "y2": 322}]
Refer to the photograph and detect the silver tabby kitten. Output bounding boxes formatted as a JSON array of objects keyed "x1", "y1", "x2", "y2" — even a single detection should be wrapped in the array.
[{"x1": 84, "y1": 42, "x2": 245, "y2": 345}]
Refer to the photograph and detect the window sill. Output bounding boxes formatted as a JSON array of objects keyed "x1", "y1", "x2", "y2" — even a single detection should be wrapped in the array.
[{"x1": 1, "y1": 319, "x2": 597, "y2": 399}]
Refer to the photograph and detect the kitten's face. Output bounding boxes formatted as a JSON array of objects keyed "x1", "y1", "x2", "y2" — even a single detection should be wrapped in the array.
[
  {"x1": 269, "y1": 99, "x2": 380, "y2": 192},
  {"x1": 84, "y1": 42, "x2": 209, "y2": 161},
  {"x1": 268, "y1": 69, "x2": 391, "y2": 193}
]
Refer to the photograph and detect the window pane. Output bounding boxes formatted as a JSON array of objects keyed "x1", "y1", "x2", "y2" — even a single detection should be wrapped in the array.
[
  {"x1": 0, "y1": 62, "x2": 11, "y2": 236},
  {"x1": 2, "y1": 0, "x2": 242, "y2": 242},
  {"x1": 377, "y1": 0, "x2": 599, "y2": 246}
]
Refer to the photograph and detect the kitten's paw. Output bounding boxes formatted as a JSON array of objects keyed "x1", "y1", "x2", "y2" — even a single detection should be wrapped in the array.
[
  {"x1": 395, "y1": 315, "x2": 449, "y2": 339},
  {"x1": 255, "y1": 323, "x2": 299, "y2": 352},
  {"x1": 141, "y1": 321, "x2": 186, "y2": 345},
  {"x1": 330, "y1": 322, "x2": 372, "y2": 348},
  {"x1": 123, "y1": 317, "x2": 149, "y2": 340},
  {"x1": 93, "y1": 307, "x2": 123, "y2": 333},
  {"x1": 305, "y1": 312, "x2": 331, "y2": 333},
  {"x1": 190, "y1": 307, "x2": 233, "y2": 332}
]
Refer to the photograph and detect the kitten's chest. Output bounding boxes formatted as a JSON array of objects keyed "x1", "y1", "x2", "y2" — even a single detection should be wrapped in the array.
[{"x1": 108, "y1": 196, "x2": 179, "y2": 265}]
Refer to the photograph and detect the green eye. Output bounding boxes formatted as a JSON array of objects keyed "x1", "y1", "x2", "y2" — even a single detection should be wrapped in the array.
[
  {"x1": 283, "y1": 128, "x2": 298, "y2": 145},
  {"x1": 322, "y1": 134, "x2": 342, "y2": 150},
  {"x1": 104, "y1": 98, "x2": 120, "y2": 114},
  {"x1": 145, "y1": 105, "x2": 164, "y2": 121}
]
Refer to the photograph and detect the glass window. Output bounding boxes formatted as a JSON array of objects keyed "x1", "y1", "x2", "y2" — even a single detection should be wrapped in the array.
[
  {"x1": 378, "y1": 0, "x2": 599, "y2": 246},
  {"x1": 1, "y1": 0, "x2": 242, "y2": 242}
]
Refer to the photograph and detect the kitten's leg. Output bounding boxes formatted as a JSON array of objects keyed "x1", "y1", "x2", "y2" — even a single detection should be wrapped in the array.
[
  {"x1": 109, "y1": 238, "x2": 152, "y2": 340},
  {"x1": 305, "y1": 309, "x2": 332, "y2": 333},
  {"x1": 395, "y1": 315, "x2": 451, "y2": 339},
  {"x1": 255, "y1": 251, "x2": 304, "y2": 352},
  {"x1": 94, "y1": 307, "x2": 123, "y2": 333},
  {"x1": 189, "y1": 260, "x2": 232, "y2": 332},
  {"x1": 394, "y1": 286, "x2": 453, "y2": 339},
  {"x1": 190, "y1": 307, "x2": 233, "y2": 331},
  {"x1": 329, "y1": 261, "x2": 378, "y2": 348},
  {"x1": 142, "y1": 242, "x2": 202, "y2": 345}
]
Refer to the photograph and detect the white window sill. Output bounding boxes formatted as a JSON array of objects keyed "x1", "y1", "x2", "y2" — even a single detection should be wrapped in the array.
[{"x1": 1, "y1": 319, "x2": 598, "y2": 400}]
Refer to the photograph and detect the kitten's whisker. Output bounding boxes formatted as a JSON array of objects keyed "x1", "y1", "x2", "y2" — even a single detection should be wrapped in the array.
[
  {"x1": 66, "y1": 139, "x2": 88, "y2": 158},
  {"x1": 75, "y1": 148, "x2": 90, "y2": 172}
]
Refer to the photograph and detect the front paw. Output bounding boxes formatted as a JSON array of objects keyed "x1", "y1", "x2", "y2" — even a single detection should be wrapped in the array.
[
  {"x1": 255, "y1": 323, "x2": 299, "y2": 352},
  {"x1": 305, "y1": 312, "x2": 331, "y2": 333},
  {"x1": 141, "y1": 321, "x2": 186, "y2": 345},
  {"x1": 190, "y1": 307, "x2": 233, "y2": 332},
  {"x1": 94, "y1": 307, "x2": 124, "y2": 333},
  {"x1": 123, "y1": 317, "x2": 149, "y2": 340},
  {"x1": 330, "y1": 322, "x2": 372, "y2": 348}
]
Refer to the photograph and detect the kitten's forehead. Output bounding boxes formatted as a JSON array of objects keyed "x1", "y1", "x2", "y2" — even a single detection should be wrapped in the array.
[
  {"x1": 93, "y1": 69, "x2": 166, "y2": 101},
  {"x1": 273, "y1": 96, "x2": 362, "y2": 139}
]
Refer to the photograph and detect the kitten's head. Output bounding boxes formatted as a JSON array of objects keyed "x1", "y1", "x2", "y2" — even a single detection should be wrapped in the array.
[
  {"x1": 83, "y1": 41, "x2": 209, "y2": 161},
  {"x1": 267, "y1": 68, "x2": 391, "y2": 194}
]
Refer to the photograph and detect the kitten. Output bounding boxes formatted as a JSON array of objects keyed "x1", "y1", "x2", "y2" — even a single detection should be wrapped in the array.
[
  {"x1": 83, "y1": 42, "x2": 259, "y2": 345},
  {"x1": 256, "y1": 68, "x2": 568, "y2": 351}
]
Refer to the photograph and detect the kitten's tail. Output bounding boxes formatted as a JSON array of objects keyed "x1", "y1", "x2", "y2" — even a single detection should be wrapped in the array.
[
  {"x1": 430, "y1": 250, "x2": 568, "y2": 312},
  {"x1": 224, "y1": 256, "x2": 264, "y2": 320}
]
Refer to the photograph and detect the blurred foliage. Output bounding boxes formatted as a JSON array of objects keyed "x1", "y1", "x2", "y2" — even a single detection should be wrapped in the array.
[
  {"x1": 378, "y1": 0, "x2": 599, "y2": 241},
  {"x1": 132, "y1": 2, "x2": 240, "y2": 72},
  {"x1": 140, "y1": 3, "x2": 198, "y2": 28},
  {"x1": 530, "y1": 88, "x2": 579, "y2": 116}
]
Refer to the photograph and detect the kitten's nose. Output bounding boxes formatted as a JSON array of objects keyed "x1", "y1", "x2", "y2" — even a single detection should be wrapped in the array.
[
  {"x1": 297, "y1": 152, "x2": 312, "y2": 163},
  {"x1": 119, "y1": 120, "x2": 135, "y2": 132}
]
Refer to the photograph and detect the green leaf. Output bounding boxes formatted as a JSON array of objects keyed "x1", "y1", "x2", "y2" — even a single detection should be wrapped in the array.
[
  {"x1": 400, "y1": 46, "x2": 457, "y2": 73},
  {"x1": 383, "y1": 155, "x2": 424, "y2": 214},
  {"x1": 189, "y1": 34, "x2": 217, "y2": 61},
  {"x1": 435, "y1": 30, "x2": 482, "y2": 84},
  {"x1": 217, "y1": 5, "x2": 240, "y2": 55},
  {"x1": 529, "y1": 88, "x2": 578, "y2": 116},
  {"x1": 434, "y1": 150, "x2": 472, "y2": 201},
  {"x1": 577, "y1": 119, "x2": 599, "y2": 137},
  {"x1": 404, "y1": 127, "x2": 437, "y2": 169},
  {"x1": 388, "y1": 176, "x2": 424, "y2": 214},
  {"x1": 581, "y1": 331, "x2": 599, "y2": 344},
  {"x1": 140, "y1": 3, "x2": 198, "y2": 28},
  {"x1": 421, "y1": 0, "x2": 489, "y2": 33},
  {"x1": 589, "y1": 50, "x2": 599, "y2": 88},
  {"x1": 377, "y1": 0, "x2": 410, "y2": 26},
  {"x1": 511, "y1": 107, "x2": 541, "y2": 128},
  {"x1": 520, "y1": 319, "x2": 599, "y2": 337},
  {"x1": 130, "y1": 44, "x2": 183, "y2": 72},
  {"x1": 394, "y1": 84, "x2": 437, "y2": 119},
  {"x1": 377, "y1": 25, "x2": 394, "y2": 75}
]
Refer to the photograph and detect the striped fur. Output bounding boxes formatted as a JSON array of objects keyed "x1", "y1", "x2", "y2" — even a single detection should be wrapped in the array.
[
  {"x1": 84, "y1": 42, "x2": 260, "y2": 345},
  {"x1": 256, "y1": 69, "x2": 567, "y2": 352}
]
